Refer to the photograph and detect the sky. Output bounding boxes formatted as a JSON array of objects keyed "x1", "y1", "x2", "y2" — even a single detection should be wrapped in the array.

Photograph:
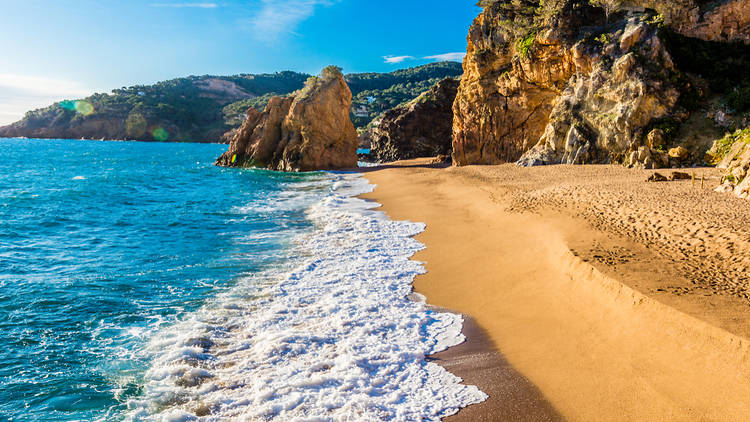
[{"x1": 0, "y1": 0, "x2": 480, "y2": 125}]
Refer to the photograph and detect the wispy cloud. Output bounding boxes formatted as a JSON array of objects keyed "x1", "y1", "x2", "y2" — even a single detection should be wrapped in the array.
[
  {"x1": 424, "y1": 52, "x2": 466, "y2": 62},
  {"x1": 0, "y1": 74, "x2": 94, "y2": 126},
  {"x1": 149, "y1": 2, "x2": 219, "y2": 7},
  {"x1": 250, "y1": 0, "x2": 335, "y2": 41},
  {"x1": 0, "y1": 74, "x2": 91, "y2": 97},
  {"x1": 384, "y1": 52, "x2": 466, "y2": 65},
  {"x1": 383, "y1": 55, "x2": 415, "y2": 64}
]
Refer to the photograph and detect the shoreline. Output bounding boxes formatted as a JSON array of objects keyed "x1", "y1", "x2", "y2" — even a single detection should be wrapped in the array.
[
  {"x1": 360, "y1": 159, "x2": 750, "y2": 421},
  {"x1": 429, "y1": 312, "x2": 562, "y2": 421}
]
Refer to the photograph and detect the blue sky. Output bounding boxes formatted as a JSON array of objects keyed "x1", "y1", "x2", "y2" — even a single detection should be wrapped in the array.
[{"x1": 0, "y1": 0, "x2": 480, "y2": 125}]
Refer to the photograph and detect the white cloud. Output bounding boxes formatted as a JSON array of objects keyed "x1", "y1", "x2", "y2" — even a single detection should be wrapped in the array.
[
  {"x1": 383, "y1": 52, "x2": 466, "y2": 65},
  {"x1": 424, "y1": 52, "x2": 466, "y2": 62},
  {"x1": 149, "y1": 3, "x2": 219, "y2": 7},
  {"x1": 0, "y1": 74, "x2": 94, "y2": 126},
  {"x1": 250, "y1": 0, "x2": 335, "y2": 41},
  {"x1": 0, "y1": 74, "x2": 91, "y2": 97},
  {"x1": 383, "y1": 55, "x2": 415, "y2": 64}
]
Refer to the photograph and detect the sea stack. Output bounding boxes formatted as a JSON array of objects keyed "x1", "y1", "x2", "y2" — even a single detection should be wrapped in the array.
[
  {"x1": 366, "y1": 78, "x2": 459, "y2": 163},
  {"x1": 216, "y1": 66, "x2": 358, "y2": 172}
]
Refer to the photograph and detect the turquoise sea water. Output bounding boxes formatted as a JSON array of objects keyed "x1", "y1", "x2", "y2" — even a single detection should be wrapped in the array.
[
  {"x1": 0, "y1": 139, "x2": 328, "y2": 420},
  {"x1": 1, "y1": 138, "x2": 485, "y2": 421}
]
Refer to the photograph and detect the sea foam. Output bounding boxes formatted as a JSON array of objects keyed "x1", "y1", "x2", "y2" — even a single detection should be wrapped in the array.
[{"x1": 126, "y1": 173, "x2": 487, "y2": 421}]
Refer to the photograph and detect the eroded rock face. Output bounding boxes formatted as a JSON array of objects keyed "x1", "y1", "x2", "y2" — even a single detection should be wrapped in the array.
[
  {"x1": 638, "y1": 0, "x2": 750, "y2": 44},
  {"x1": 452, "y1": 1, "x2": 692, "y2": 167},
  {"x1": 712, "y1": 128, "x2": 750, "y2": 199},
  {"x1": 367, "y1": 78, "x2": 459, "y2": 163},
  {"x1": 518, "y1": 19, "x2": 681, "y2": 167},
  {"x1": 452, "y1": 2, "x2": 582, "y2": 165},
  {"x1": 216, "y1": 68, "x2": 358, "y2": 172}
]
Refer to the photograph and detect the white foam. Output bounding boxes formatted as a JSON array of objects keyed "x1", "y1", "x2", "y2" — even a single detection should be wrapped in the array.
[{"x1": 126, "y1": 173, "x2": 487, "y2": 421}]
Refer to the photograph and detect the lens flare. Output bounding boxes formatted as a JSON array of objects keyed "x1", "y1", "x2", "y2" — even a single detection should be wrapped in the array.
[
  {"x1": 151, "y1": 127, "x2": 169, "y2": 142},
  {"x1": 59, "y1": 100, "x2": 76, "y2": 111},
  {"x1": 74, "y1": 100, "x2": 94, "y2": 116},
  {"x1": 59, "y1": 100, "x2": 95, "y2": 116}
]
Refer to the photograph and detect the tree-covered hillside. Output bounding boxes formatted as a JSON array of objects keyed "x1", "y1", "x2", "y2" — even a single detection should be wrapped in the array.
[
  {"x1": 222, "y1": 61, "x2": 464, "y2": 131},
  {"x1": 0, "y1": 62, "x2": 463, "y2": 143},
  {"x1": 346, "y1": 62, "x2": 464, "y2": 127}
]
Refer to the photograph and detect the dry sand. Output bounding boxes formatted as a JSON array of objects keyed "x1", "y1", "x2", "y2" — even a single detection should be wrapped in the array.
[{"x1": 360, "y1": 159, "x2": 750, "y2": 421}]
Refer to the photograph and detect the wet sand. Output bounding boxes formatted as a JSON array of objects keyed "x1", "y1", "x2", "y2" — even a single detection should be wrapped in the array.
[
  {"x1": 360, "y1": 159, "x2": 750, "y2": 421},
  {"x1": 430, "y1": 314, "x2": 562, "y2": 421}
]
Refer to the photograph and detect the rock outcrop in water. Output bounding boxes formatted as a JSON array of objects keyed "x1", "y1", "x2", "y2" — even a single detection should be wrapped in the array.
[
  {"x1": 452, "y1": 0, "x2": 750, "y2": 168},
  {"x1": 216, "y1": 67, "x2": 358, "y2": 172},
  {"x1": 365, "y1": 78, "x2": 458, "y2": 163}
]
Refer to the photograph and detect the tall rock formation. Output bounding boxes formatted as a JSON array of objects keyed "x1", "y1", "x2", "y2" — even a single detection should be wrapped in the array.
[
  {"x1": 366, "y1": 78, "x2": 459, "y2": 162},
  {"x1": 452, "y1": 0, "x2": 750, "y2": 167},
  {"x1": 216, "y1": 67, "x2": 358, "y2": 172}
]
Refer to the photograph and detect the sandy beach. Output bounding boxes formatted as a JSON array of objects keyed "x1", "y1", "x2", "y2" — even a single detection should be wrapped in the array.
[{"x1": 360, "y1": 159, "x2": 750, "y2": 421}]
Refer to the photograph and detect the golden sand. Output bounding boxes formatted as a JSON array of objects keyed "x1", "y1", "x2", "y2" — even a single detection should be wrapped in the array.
[{"x1": 360, "y1": 159, "x2": 750, "y2": 421}]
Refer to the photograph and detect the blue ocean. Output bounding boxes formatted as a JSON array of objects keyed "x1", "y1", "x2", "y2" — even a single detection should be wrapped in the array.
[{"x1": 0, "y1": 138, "x2": 484, "y2": 421}]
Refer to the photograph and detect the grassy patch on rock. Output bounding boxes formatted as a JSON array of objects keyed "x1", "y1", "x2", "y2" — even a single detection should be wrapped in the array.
[{"x1": 708, "y1": 128, "x2": 750, "y2": 165}]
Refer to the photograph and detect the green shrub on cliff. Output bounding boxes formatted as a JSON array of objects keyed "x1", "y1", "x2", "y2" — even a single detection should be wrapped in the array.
[
  {"x1": 517, "y1": 32, "x2": 536, "y2": 57},
  {"x1": 709, "y1": 128, "x2": 750, "y2": 164},
  {"x1": 322, "y1": 65, "x2": 343, "y2": 80}
]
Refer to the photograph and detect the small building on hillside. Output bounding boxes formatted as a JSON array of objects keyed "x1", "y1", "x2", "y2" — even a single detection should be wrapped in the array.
[{"x1": 352, "y1": 104, "x2": 369, "y2": 117}]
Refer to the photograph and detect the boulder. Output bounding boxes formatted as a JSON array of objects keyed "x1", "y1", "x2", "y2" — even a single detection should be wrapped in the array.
[
  {"x1": 216, "y1": 67, "x2": 358, "y2": 171},
  {"x1": 619, "y1": 22, "x2": 648, "y2": 51},
  {"x1": 647, "y1": 129, "x2": 667, "y2": 149},
  {"x1": 647, "y1": 172, "x2": 668, "y2": 182},
  {"x1": 366, "y1": 78, "x2": 459, "y2": 163},
  {"x1": 668, "y1": 146, "x2": 690, "y2": 159},
  {"x1": 669, "y1": 171, "x2": 692, "y2": 180}
]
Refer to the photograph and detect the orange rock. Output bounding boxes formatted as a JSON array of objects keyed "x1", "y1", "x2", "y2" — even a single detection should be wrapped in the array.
[{"x1": 216, "y1": 67, "x2": 358, "y2": 172}]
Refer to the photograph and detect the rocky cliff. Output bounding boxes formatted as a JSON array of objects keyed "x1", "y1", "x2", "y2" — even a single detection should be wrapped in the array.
[
  {"x1": 215, "y1": 67, "x2": 358, "y2": 172},
  {"x1": 365, "y1": 78, "x2": 459, "y2": 162},
  {"x1": 711, "y1": 128, "x2": 750, "y2": 198},
  {"x1": 636, "y1": 0, "x2": 750, "y2": 43},
  {"x1": 452, "y1": 0, "x2": 750, "y2": 168}
]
